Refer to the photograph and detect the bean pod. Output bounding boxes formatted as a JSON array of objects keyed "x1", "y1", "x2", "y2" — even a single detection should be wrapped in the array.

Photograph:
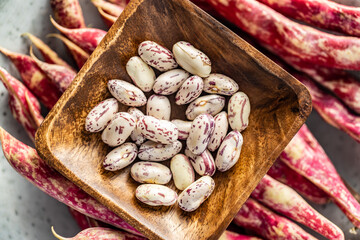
[
  {"x1": 126, "y1": 56, "x2": 155, "y2": 92},
  {"x1": 185, "y1": 94, "x2": 225, "y2": 120},
  {"x1": 173, "y1": 41, "x2": 211, "y2": 77},
  {"x1": 138, "y1": 140, "x2": 182, "y2": 161},
  {"x1": 171, "y1": 119, "x2": 192, "y2": 140},
  {"x1": 203, "y1": 73, "x2": 239, "y2": 96},
  {"x1": 187, "y1": 113, "x2": 215, "y2": 155},
  {"x1": 108, "y1": 79, "x2": 147, "y2": 107},
  {"x1": 85, "y1": 98, "x2": 119, "y2": 132},
  {"x1": 153, "y1": 69, "x2": 190, "y2": 95},
  {"x1": 215, "y1": 131, "x2": 243, "y2": 172},
  {"x1": 175, "y1": 76, "x2": 204, "y2": 105},
  {"x1": 138, "y1": 40, "x2": 178, "y2": 71},
  {"x1": 136, "y1": 184, "x2": 178, "y2": 206},
  {"x1": 178, "y1": 176, "x2": 215, "y2": 212},
  {"x1": 0, "y1": 128, "x2": 141, "y2": 235},
  {"x1": 131, "y1": 162, "x2": 172, "y2": 184},
  {"x1": 185, "y1": 148, "x2": 216, "y2": 176},
  {"x1": 137, "y1": 116, "x2": 178, "y2": 144},
  {"x1": 146, "y1": 95, "x2": 171, "y2": 120},
  {"x1": 208, "y1": 111, "x2": 229, "y2": 152},
  {"x1": 103, "y1": 143, "x2": 138, "y2": 171},
  {"x1": 127, "y1": 107, "x2": 147, "y2": 146},
  {"x1": 101, "y1": 112, "x2": 136, "y2": 147},
  {"x1": 170, "y1": 154, "x2": 195, "y2": 190},
  {"x1": 228, "y1": 92, "x2": 250, "y2": 132}
]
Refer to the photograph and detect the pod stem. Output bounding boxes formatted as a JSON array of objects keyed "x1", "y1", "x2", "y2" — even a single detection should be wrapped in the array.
[{"x1": 51, "y1": 226, "x2": 69, "y2": 240}]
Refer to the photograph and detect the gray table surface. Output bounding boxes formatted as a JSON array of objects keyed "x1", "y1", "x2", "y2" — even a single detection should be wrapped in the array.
[{"x1": 0, "y1": 0, "x2": 360, "y2": 239}]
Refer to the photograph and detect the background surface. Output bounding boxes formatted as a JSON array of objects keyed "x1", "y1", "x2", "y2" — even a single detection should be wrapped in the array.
[{"x1": 0, "y1": 0, "x2": 359, "y2": 239}]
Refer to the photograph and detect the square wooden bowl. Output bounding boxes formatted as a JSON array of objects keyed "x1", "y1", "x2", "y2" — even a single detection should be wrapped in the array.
[{"x1": 35, "y1": 0, "x2": 311, "y2": 239}]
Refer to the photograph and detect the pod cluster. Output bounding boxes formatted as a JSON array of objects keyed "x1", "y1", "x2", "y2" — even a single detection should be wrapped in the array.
[{"x1": 85, "y1": 40, "x2": 251, "y2": 212}]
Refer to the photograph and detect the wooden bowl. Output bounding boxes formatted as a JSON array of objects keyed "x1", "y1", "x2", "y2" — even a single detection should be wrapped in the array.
[{"x1": 35, "y1": 0, "x2": 312, "y2": 239}]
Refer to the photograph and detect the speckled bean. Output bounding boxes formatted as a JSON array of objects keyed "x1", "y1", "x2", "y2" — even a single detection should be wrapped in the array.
[
  {"x1": 138, "y1": 140, "x2": 182, "y2": 161},
  {"x1": 130, "y1": 162, "x2": 172, "y2": 184},
  {"x1": 203, "y1": 73, "x2": 239, "y2": 96},
  {"x1": 146, "y1": 95, "x2": 171, "y2": 120},
  {"x1": 136, "y1": 184, "x2": 178, "y2": 206},
  {"x1": 175, "y1": 76, "x2": 204, "y2": 105},
  {"x1": 137, "y1": 116, "x2": 178, "y2": 144},
  {"x1": 171, "y1": 119, "x2": 192, "y2": 140},
  {"x1": 127, "y1": 107, "x2": 146, "y2": 146},
  {"x1": 185, "y1": 148, "x2": 216, "y2": 176},
  {"x1": 153, "y1": 69, "x2": 190, "y2": 95},
  {"x1": 103, "y1": 143, "x2": 138, "y2": 171},
  {"x1": 178, "y1": 176, "x2": 215, "y2": 212},
  {"x1": 108, "y1": 79, "x2": 147, "y2": 107},
  {"x1": 228, "y1": 92, "x2": 250, "y2": 132},
  {"x1": 85, "y1": 98, "x2": 119, "y2": 132},
  {"x1": 101, "y1": 112, "x2": 136, "y2": 147},
  {"x1": 208, "y1": 111, "x2": 228, "y2": 152},
  {"x1": 126, "y1": 56, "x2": 155, "y2": 92},
  {"x1": 187, "y1": 113, "x2": 215, "y2": 155},
  {"x1": 185, "y1": 94, "x2": 225, "y2": 120},
  {"x1": 172, "y1": 41, "x2": 211, "y2": 77},
  {"x1": 215, "y1": 130, "x2": 243, "y2": 172},
  {"x1": 170, "y1": 154, "x2": 195, "y2": 190},
  {"x1": 127, "y1": 107, "x2": 144, "y2": 119},
  {"x1": 138, "y1": 40, "x2": 178, "y2": 72}
]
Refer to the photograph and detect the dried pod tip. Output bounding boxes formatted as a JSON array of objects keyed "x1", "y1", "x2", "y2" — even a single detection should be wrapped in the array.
[
  {"x1": 29, "y1": 45, "x2": 42, "y2": 65},
  {"x1": 51, "y1": 226, "x2": 68, "y2": 240},
  {"x1": 21, "y1": 32, "x2": 35, "y2": 41},
  {"x1": 97, "y1": 7, "x2": 117, "y2": 23},
  {"x1": 50, "y1": 15, "x2": 68, "y2": 33},
  {"x1": 0, "y1": 46, "x2": 13, "y2": 57},
  {"x1": 46, "y1": 33, "x2": 89, "y2": 57}
]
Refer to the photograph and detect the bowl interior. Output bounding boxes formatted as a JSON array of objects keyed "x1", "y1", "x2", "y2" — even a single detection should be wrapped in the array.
[{"x1": 35, "y1": 0, "x2": 311, "y2": 239}]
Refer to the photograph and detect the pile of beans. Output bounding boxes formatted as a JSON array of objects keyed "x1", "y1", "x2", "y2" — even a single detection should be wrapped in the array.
[{"x1": 85, "y1": 40, "x2": 251, "y2": 212}]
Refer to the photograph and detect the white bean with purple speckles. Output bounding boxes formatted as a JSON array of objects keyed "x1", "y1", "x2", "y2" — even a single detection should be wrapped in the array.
[
  {"x1": 170, "y1": 154, "x2": 195, "y2": 190},
  {"x1": 203, "y1": 73, "x2": 239, "y2": 96},
  {"x1": 136, "y1": 184, "x2": 178, "y2": 206},
  {"x1": 127, "y1": 108, "x2": 147, "y2": 146},
  {"x1": 215, "y1": 130, "x2": 243, "y2": 172},
  {"x1": 187, "y1": 113, "x2": 215, "y2": 155},
  {"x1": 175, "y1": 76, "x2": 204, "y2": 105},
  {"x1": 178, "y1": 176, "x2": 215, "y2": 212},
  {"x1": 153, "y1": 69, "x2": 190, "y2": 95},
  {"x1": 138, "y1": 41, "x2": 178, "y2": 72},
  {"x1": 146, "y1": 95, "x2": 171, "y2": 120},
  {"x1": 185, "y1": 94, "x2": 225, "y2": 120},
  {"x1": 138, "y1": 140, "x2": 182, "y2": 161},
  {"x1": 137, "y1": 116, "x2": 178, "y2": 144},
  {"x1": 130, "y1": 162, "x2": 172, "y2": 184},
  {"x1": 208, "y1": 111, "x2": 228, "y2": 152},
  {"x1": 85, "y1": 98, "x2": 119, "y2": 132},
  {"x1": 171, "y1": 119, "x2": 192, "y2": 140},
  {"x1": 126, "y1": 56, "x2": 155, "y2": 92},
  {"x1": 228, "y1": 92, "x2": 250, "y2": 132},
  {"x1": 101, "y1": 112, "x2": 136, "y2": 147},
  {"x1": 103, "y1": 143, "x2": 138, "y2": 171},
  {"x1": 173, "y1": 41, "x2": 211, "y2": 78},
  {"x1": 108, "y1": 79, "x2": 147, "y2": 107},
  {"x1": 127, "y1": 107, "x2": 143, "y2": 119},
  {"x1": 185, "y1": 148, "x2": 216, "y2": 176}
]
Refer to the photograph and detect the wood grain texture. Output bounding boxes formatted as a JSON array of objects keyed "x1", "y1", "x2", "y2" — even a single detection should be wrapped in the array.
[{"x1": 35, "y1": 0, "x2": 312, "y2": 239}]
